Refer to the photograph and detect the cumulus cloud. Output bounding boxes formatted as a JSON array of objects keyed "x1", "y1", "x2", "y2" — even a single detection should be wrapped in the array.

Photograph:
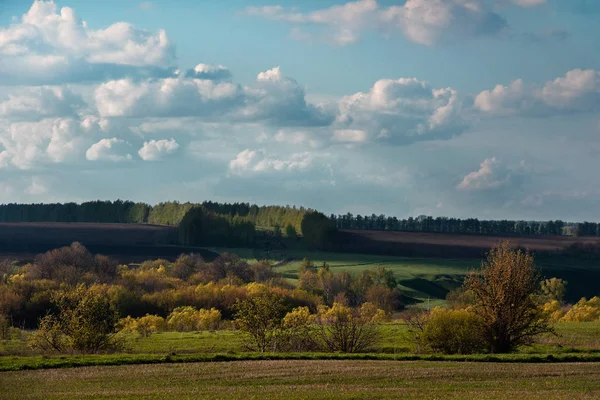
[
  {"x1": 0, "y1": 1, "x2": 175, "y2": 84},
  {"x1": 273, "y1": 130, "x2": 322, "y2": 148},
  {"x1": 85, "y1": 138, "x2": 132, "y2": 162},
  {"x1": 336, "y1": 78, "x2": 466, "y2": 145},
  {"x1": 0, "y1": 86, "x2": 84, "y2": 120},
  {"x1": 94, "y1": 77, "x2": 243, "y2": 118},
  {"x1": 94, "y1": 66, "x2": 333, "y2": 127},
  {"x1": 184, "y1": 64, "x2": 232, "y2": 81},
  {"x1": 138, "y1": 138, "x2": 179, "y2": 161},
  {"x1": 475, "y1": 69, "x2": 600, "y2": 116},
  {"x1": 229, "y1": 149, "x2": 315, "y2": 176},
  {"x1": 245, "y1": 0, "x2": 507, "y2": 46},
  {"x1": 457, "y1": 157, "x2": 525, "y2": 191},
  {"x1": 333, "y1": 129, "x2": 368, "y2": 143},
  {"x1": 0, "y1": 118, "x2": 87, "y2": 169},
  {"x1": 241, "y1": 67, "x2": 334, "y2": 126}
]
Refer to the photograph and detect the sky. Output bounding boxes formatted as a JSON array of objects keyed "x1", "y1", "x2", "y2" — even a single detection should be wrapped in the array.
[{"x1": 0, "y1": 0, "x2": 599, "y2": 221}]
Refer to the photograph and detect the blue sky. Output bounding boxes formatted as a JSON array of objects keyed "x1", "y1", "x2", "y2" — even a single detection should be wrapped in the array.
[{"x1": 0, "y1": 0, "x2": 599, "y2": 221}]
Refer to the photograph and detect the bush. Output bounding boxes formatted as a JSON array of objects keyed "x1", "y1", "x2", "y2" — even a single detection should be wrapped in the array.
[
  {"x1": 166, "y1": 306, "x2": 221, "y2": 332},
  {"x1": 280, "y1": 306, "x2": 319, "y2": 351},
  {"x1": 119, "y1": 315, "x2": 166, "y2": 337},
  {"x1": 541, "y1": 300, "x2": 565, "y2": 322},
  {"x1": 540, "y1": 278, "x2": 567, "y2": 304},
  {"x1": 420, "y1": 307, "x2": 487, "y2": 354},
  {"x1": 29, "y1": 284, "x2": 120, "y2": 353},
  {"x1": 313, "y1": 302, "x2": 382, "y2": 353},
  {"x1": 560, "y1": 297, "x2": 600, "y2": 322},
  {"x1": 233, "y1": 292, "x2": 287, "y2": 352}
]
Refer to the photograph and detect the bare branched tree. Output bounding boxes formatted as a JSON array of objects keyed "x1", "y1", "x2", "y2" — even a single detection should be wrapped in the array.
[{"x1": 465, "y1": 241, "x2": 553, "y2": 353}]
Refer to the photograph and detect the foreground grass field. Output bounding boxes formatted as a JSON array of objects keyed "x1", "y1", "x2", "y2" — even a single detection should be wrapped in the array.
[
  {"x1": 1, "y1": 322, "x2": 599, "y2": 371},
  {"x1": 2, "y1": 360, "x2": 600, "y2": 399}
]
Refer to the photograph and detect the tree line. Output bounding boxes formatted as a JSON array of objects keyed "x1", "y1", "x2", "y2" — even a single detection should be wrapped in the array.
[
  {"x1": 331, "y1": 213, "x2": 600, "y2": 237},
  {"x1": 0, "y1": 200, "x2": 313, "y2": 232}
]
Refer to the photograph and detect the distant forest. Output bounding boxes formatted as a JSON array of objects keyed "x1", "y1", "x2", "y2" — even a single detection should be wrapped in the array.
[
  {"x1": 0, "y1": 200, "x2": 336, "y2": 249},
  {"x1": 0, "y1": 201, "x2": 310, "y2": 231},
  {"x1": 330, "y1": 213, "x2": 600, "y2": 237},
  {"x1": 0, "y1": 200, "x2": 598, "y2": 238}
]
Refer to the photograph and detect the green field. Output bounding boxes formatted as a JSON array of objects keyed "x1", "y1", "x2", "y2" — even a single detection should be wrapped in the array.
[
  {"x1": 2, "y1": 322, "x2": 599, "y2": 372},
  {"x1": 2, "y1": 360, "x2": 600, "y2": 399},
  {"x1": 210, "y1": 248, "x2": 600, "y2": 303}
]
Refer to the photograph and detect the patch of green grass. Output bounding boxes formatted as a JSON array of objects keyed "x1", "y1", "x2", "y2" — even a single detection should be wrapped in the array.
[
  {"x1": 124, "y1": 330, "x2": 244, "y2": 354},
  {"x1": 2, "y1": 322, "x2": 599, "y2": 372},
  {"x1": 2, "y1": 360, "x2": 600, "y2": 399}
]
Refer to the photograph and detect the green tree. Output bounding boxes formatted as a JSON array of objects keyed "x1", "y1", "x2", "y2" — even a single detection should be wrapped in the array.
[
  {"x1": 285, "y1": 224, "x2": 297, "y2": 239},
  {"x1": 31, "y1": 284, "x2": 119, "y2": 353},
  {"x1": 540, "y1": 278, "x2": 567, "y2": 304},
  {"x1": 233, "y1": 292, "x2": 287, "y2": 352}
]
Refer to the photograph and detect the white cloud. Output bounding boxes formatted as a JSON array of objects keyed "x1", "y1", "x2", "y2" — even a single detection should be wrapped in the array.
[
  {"x1": 0, "y1": 86, "x2": 84, "y2": 120},
  {"x1": 185, "y1": 64, "x2": 232, "y2": 81},
  {"x1": 336, "y1": 78, "x2": 466, "y2": 144},
  {"x1": 333, "y1": 129, "x2": 367, "y2": 143},
  {"x1": 475, "y1": 69, "x2": 600, "y2": 116},
  {"x1": 0, "y1": 1, "x2": 175, "y2": 84},
  {"x1": 540, "y1": 69, "x2": 600, "y2": 111},
  {"x1": 229, "y1": 149, "x2": 315, "y2": 176},
  {"x1": 85, "y1": 138, "x2": 132, "y2": 162},
  {"x1": 274, "y1": 130, "x2": 322, "y2": 148},
  {"x1": 94, "y1": 77, "x2": 243, "y2": 118},
  {"x1": 239, "y1": 67, "x2": 334, "y2": 126},
  {"x1": 0, "y1": 117, "x2": 86, "y2": 169},
  {"x1": 245, "y1": 0, "x2": 506, "y2": 46},
  {"x1": 457, "y1": 157, "x2": 524, "y2": 191},
  {"x1": 473, "y1": 79, "x2": 531, "y2": 116},
  {"x1": 138, "y1": 138, "x2": 179, "y2": 161},
  {"x1": 94, "y1": 66, "x2": 333, "y2": 127}
]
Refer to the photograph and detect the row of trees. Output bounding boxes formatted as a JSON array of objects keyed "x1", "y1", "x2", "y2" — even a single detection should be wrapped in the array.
[
  {"x1": 0, "y1": 200, "x2": 315, "y2": 233},
  {"x1": 331, "y1": 214, "x2": 584, "y2": 236},
  {"x1": 0, "y1": 200, "x2": 151, "y2": 224},
  {"x1": 177, "y1": 208, "x2": 336, "y2": 249}
]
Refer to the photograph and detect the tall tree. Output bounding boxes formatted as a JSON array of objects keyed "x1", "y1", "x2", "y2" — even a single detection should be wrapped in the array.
[{"x1": 464, "y1": 241, "x2": 552, "y2": 353}]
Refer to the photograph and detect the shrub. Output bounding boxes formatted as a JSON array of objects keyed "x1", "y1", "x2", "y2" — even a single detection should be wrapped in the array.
[
  {"x1": 420, "y1": 307, "x2": 487, "y2": 354},
  {"x1": 166, "y1": 306, "x2": 221, "y2": 332},
  {"x1": 119, "y1": 314, "x2": 166, "y2": 337},
  {"x1": 540, "y1": 278, "x2": 567, "y2": 304},
  {"x1": 280, "y1": 306, "x2": 319, "y2": 351},
  {"x1": 313, "y1": 302, "x2": 382, "y2": 353},
  {"x1": 233, "y1": 292, "x2": 287, "y2": 352},
  {"x1": 560, "y1": 297, "x2": 600, "y2": 322},
  {"x1": 29, "y1": 284, "x2": 120, "y2": 353}
]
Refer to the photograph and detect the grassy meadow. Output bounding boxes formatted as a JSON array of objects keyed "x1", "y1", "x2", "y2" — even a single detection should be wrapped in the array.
[
  {"x1": 2, "y1": 360, "x2": 600, "y2": 399},
  {"x1": 2, "y1": 322, "x2": 599, "y2": 372}
]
